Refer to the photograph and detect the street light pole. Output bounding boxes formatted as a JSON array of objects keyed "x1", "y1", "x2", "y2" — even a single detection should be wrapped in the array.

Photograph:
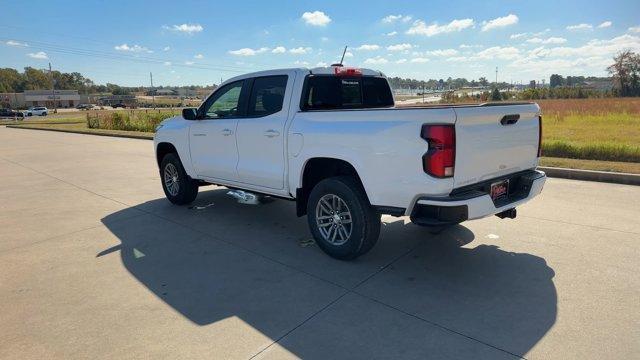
[{"x1": 49, "y1": 62, "x2": 57, "y2": 114}]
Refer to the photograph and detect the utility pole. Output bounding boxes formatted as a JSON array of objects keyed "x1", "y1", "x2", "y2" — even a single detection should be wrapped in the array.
[
  {"x1": 150, "y1": 72, "x2": 155, "y2": 109},
  {"x1": 495, "y1": 66, "x2": 498, "y2": 86},
  {"x1": 49, "y1": 62, "x2": 57, "y2": 114}
]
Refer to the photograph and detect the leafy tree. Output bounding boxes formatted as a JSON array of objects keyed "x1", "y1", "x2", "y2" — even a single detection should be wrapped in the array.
[
  {"x1": 607, "y1": 50, "x2": 640, "y2": 96},
  {"x1": 550, "y1": 74, "x2": 564, "y2": 88},
  {"x1": 491, "y1": 87, "x2": 502, "y2": 101}
]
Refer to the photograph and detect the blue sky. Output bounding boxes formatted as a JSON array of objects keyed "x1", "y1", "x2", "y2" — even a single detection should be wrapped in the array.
[{"x1": 1, "y1": 0, "x2": 639, "y2": 86}]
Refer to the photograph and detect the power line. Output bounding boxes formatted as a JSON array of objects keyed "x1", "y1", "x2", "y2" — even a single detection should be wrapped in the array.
[{"x1": 1, "y1": 37, "x2": 256, "y2": 73}]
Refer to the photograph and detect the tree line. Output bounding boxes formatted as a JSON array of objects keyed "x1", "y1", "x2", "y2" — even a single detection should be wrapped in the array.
[{"x1": 0, "y1": 67, "x2": 216, "y2": 95}]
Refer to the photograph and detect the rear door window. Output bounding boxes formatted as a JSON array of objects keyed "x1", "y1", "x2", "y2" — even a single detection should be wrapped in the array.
[{"x1": 247, "y1": 75, "x2": 288, "y2": 116}]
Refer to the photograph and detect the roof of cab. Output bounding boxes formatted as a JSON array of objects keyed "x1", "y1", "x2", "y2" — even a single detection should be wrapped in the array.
[
  {"x1": 309, "y1": 66, "x2": 384, "y2": 76},
  {"x1": 220, "y1": 66, "x2": 385, "y2": 86}
]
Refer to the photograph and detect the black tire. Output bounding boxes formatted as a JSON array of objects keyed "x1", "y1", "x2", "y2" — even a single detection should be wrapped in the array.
[
  {"x1": 307, "y1": 176, "x2": 381, "y2": 260},
  {"x1": 160, "y1": 152, "x2": 198, "y2": 205}
]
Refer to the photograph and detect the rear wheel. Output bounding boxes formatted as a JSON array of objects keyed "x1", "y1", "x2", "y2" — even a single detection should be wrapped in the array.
[
  {"x1": 160, "y1": 153, "x2": 198, "y2": 205},
  {"x1": 307, "y1": 176, "x2": 381, "y2": 260}
]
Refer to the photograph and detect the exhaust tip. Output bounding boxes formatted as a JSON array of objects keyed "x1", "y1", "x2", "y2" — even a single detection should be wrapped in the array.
[{"x1": 495, "y1": 208, "x2": 517, "y2": 219}]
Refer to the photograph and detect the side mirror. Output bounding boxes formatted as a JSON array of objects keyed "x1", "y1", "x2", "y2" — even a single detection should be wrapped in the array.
[{"x1": 182, "y1": 108, "x2": 198, "y2": 120}]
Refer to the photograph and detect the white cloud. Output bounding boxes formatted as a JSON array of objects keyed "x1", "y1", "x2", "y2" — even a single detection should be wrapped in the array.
[
  {"x1": 357, "y1": 44, "x2": 381, "y2": 51},
  {"x1": 526, "y1": 34, "x2": 640, "y2": 59},
  {"x1": 597, "y1": 21, "x2": 612, "y2": 29},
  {"x1": 114, "y1": 44, "x2": 153, "y2": 53},
  {"x1": 6, "y1": 40, "x2": 28, "y2": 47},
  {"x1": 27, "y1": 51, "x2": 48, "y2": 59},
  {"x1": 316, "y1": 61, "x2": 328, "y2": 67},
  {"x1": 425, "y1": 48, "x2": 458, "y2": 56},
  {"x1": 289, "y1": 46, "x2": 312, "y2": 54},
  {"x1": 382, "y1": 15, "x2": 412, "y2": 23},
  {"x1": 163, "y1": 61, "x2": 172, "y2": 66},
  {"x1": 386, "y1": 31, "x2": 398, "y2": 36},
  {"x1": 344, "y1": 51, "x2": 354, "y2": 58},
  {"x1": 164, "y1": 23, "x2": 204, "y2": 34},
  {"x1": 272, "y1": 46, "x2": 286, "y2": 54},
  {"x1": 410, "y1": 57, "x2": 429, "y2": 63},
  {"x1": 481, "y1": 14, "x2": 519, "y2": 31},
  {"x1": 163, "y1": 46, "x2": 171, "y2": 51},
  {"x1": 406, "y1": 18, "x2": 474, "y2": 36},
  {"x1": 526, "y1": 37, "x2": 567, "y2": 44},
  {"x1": 475, "y1": 46, "x2": 520, "y2": 60},
  {"x1": 184, "y1": 61, "x2": 195, "y2": 65},
  {"x1": 566, "y1": 23, "x2": 593, "y2": 31},
  {"x1": 364, "y1": 56, "x2": 388, "y2": 64},
  {"x1": 395, "y1": 58, "x2": 407, "y2": 64},
  {"x1": 446, "y1": 56, "x2": 470, "y2": 62},
  {"x1": 194, "y1": 54, "x2": 204, "y2": 59},
  {"x1": 294, "y1": 60, "x2": 310, "y2": 66},
  {"x1": 228, "y1": 47, "x2": 270, "y2": 56},
  {"x1": 321, "y1": 37, "x2": 329, "y2": 42},
  {"x1": 510, "y1": 29, "x2": 551, "y2": 40},
  {"x1": 628, "y1": 26, "x2": 640, "y2": 33},
  {"x1": 459, "y1": 44, "x2": 482, "y2": 49},
  {"x1": 387, "y1": 43, "x2": 413, "y2": 51},
  {"x1": 301, "y1": 11, "x2": 332, "y2": 26}
]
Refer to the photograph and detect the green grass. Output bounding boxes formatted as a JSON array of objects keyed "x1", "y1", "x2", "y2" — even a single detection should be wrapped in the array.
[
  {"x1": 86, "y1": 110, "x2": 179, "y2": 132},
  {"x1": 542, "y1": 113, "x2": 640, "y2": 162},
  {"x1": 540, "y1": 157, "x2": 640, "y2": 174}
]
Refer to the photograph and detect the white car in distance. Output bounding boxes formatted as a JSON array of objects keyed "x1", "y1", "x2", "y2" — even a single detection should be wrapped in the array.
[{"x1": 27, "y1": 106, "x2": 48, "y2": 116}]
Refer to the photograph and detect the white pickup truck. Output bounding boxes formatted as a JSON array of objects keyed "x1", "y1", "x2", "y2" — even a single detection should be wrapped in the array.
[{"x1": 154, "y1": 66, "x2": 546, "y2": 259}]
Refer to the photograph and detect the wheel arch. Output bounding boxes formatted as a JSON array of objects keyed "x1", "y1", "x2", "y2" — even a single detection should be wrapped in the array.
[
  {"x1": 156, "y1": 142, "x2": 179, "y2": 167},
  {"x1": 296, "y1": 157, "x2": 369, "y2": 217}
]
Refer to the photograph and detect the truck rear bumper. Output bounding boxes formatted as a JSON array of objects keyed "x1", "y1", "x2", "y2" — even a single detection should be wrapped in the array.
[{"x1": 409, "y1": 170, "x2": 546, "y2": 226}]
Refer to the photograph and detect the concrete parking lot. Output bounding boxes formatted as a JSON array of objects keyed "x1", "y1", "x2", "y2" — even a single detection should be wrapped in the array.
[{"x1": 0, "y1": 126, "x2": 638, "y2": 359}]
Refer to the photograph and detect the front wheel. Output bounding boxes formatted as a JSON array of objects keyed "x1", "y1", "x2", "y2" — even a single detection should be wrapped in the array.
[
  {"x1": 160, "y1": 153, "x2": 198, "y2": 205},
  {"x1": 307, "y1": 176, "x2": 381, "y2": 260}
]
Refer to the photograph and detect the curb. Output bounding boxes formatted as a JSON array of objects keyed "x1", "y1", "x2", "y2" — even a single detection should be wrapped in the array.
[
  {"x1": 538, "y1": 166, "x2": 640, "y2": 186},
  {"x1": 4, "y1": 125, "x2": 639, "y2": 186},
  {"x1": 5, "y1": 124, "x2": 153, "y2": 140}
]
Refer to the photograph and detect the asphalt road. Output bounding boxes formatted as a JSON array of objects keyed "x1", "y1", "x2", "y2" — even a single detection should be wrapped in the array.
[{"x1": 1, "y1": 127, "x2": 638, "y2": 359}]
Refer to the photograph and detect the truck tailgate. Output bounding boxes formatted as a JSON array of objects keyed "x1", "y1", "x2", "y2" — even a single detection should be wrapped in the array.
[{"x1": 453, "y1": 104, "x2": 540, "y2": 188}]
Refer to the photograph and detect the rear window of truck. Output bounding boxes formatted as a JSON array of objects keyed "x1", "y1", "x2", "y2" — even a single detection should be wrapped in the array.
[{"x1": 301, "y1": 75, "x2": 394, "y2": 110}]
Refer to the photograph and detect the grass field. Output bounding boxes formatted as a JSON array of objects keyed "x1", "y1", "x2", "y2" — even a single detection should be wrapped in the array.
[{"x1": 538, "y1": 98, "x2": 640, "y2": 162}]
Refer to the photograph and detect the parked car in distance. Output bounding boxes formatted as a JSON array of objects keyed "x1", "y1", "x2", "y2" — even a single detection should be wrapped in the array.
[
  {"x1": 112, "y1": 103, "x2": 126, "y2": 108},
  {"x1": 28, "y1": 106, "x2": 48, "y2": 116},
  {"x1": 0, "y1": 108, "x2": 25, "y2": 118},
  {"x1": 154, "y1": 66, "x2": 546, "y2": 260},
  {"x1": 76, "y1": 103, "x2": 95, "y2": 110}
]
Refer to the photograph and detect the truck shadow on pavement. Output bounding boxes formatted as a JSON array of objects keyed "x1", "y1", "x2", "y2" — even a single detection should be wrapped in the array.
[{"x1": 100, "y1": 188, "x2": 556, "y2": 358}]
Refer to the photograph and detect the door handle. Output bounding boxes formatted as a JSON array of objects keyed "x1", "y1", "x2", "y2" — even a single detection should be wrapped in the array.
[
  {"x1": 221, "y1": 128, "x2": 234, "y2": 136},
  {"x1": 264, "y1": 129, "x2": 280, "y2": 138},
  {"x1": 500, "y1": 114, "x2": 520, "y2": 125},
  {"x1": 192, "y1": 133, "x2": 206, "y2": 137}
]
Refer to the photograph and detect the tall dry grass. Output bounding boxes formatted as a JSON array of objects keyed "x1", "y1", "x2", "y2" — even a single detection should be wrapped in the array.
[{"x1": 538, "y1": 98, "x2": 640, "y2": 162}]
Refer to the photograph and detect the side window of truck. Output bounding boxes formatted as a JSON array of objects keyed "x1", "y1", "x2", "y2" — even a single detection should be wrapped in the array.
[
  {"x1": 202, "y1": 80, "x2": 243, "y2": 119},
  {"x1": 247, "y1": 76, "x2": 288, "y2": 117}
]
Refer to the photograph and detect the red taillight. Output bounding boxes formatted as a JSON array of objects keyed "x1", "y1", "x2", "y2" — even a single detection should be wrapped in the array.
[
  {"x1": 537, "y1": 116, "x2": 543, "y2": 157},
  {"x1": 334, "y1": 67, "x2": 362, "y2": 76},
  {"x1": 421, "y1": 124, "x2": 455, "y2": 178}
]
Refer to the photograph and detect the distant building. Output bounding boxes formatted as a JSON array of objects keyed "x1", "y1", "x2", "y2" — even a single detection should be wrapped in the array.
[
  {"x1": 98, "y1": 95, "x2": 137, "y2": 107},
  {"x1": 146, "y1": 89, "x2": 178, "y2": 96},
  {"x1": 0, "y1": 90, "x2": 80, "y2": 108}
]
